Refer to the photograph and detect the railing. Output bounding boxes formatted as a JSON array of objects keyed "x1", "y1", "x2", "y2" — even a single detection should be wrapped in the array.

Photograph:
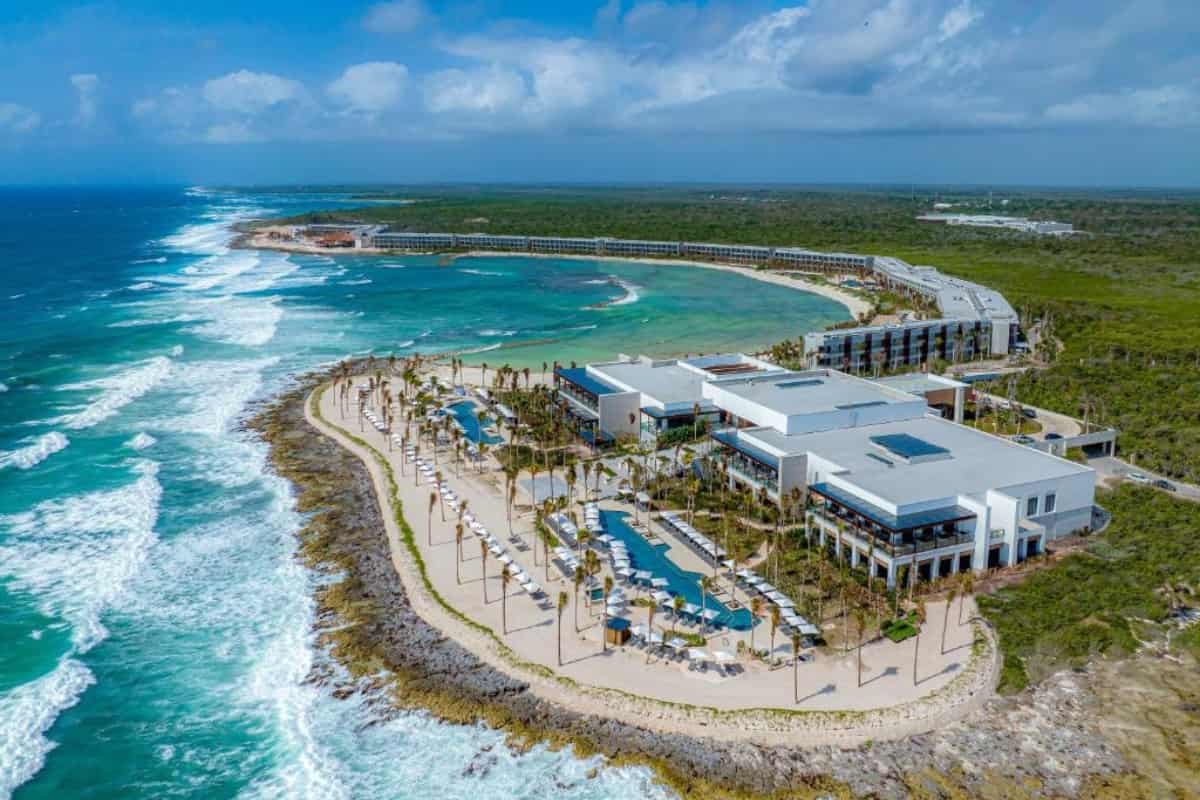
[{"x1": 809, "y1": 510, "x2": 974, "y2": 559}]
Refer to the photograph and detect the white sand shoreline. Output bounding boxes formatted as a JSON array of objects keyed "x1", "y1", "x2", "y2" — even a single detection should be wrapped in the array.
[
  {"x1": 241, "y1": 234, "x2": 873, "y2": 321},
  {"x1": 306, "y1": 378, "x2": 1000, "y2": 746}
]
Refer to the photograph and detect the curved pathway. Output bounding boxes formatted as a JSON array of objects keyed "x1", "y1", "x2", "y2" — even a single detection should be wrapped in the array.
[{"x1": 305, "y1": 382, "x2": 1001, "y2": 746}]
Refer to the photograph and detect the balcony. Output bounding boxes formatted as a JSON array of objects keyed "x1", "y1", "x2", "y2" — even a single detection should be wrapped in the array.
[{"x1": 809, "y1": 507, "x2": 975, "y2": 560}]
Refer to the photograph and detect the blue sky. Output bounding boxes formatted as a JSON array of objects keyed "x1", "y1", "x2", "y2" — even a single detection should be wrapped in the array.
[{"x1": 1, "y1": 0, "x2": 1197, "y2": 186}]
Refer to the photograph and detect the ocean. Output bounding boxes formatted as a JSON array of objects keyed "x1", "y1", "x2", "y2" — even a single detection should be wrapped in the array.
[{"x1": 0, "y1": 187, "x2": 848, "y2": 799}]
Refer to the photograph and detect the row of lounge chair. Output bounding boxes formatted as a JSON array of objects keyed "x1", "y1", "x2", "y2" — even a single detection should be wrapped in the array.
[{"x1": 658, "y1": 511, "x2": 727, "y2": 562}]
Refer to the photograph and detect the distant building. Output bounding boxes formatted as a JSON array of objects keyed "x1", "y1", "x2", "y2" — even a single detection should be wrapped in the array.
[{"x1": 917, "y1": 213, "x2": 1075, "y2": 235}]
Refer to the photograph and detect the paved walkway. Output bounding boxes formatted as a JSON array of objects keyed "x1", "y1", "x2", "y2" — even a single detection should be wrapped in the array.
[{"x1": 306, "y1": 378, "x2": 1002, "y2": 744}]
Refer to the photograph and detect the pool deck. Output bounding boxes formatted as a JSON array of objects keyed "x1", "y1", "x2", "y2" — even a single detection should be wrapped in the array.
[{"x1": 314, "y1": 378, "x2": 997, "y2": 735}]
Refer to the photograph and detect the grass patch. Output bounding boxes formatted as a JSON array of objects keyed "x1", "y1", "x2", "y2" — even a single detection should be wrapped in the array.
[{"x1": 978, "y1": 484, "x2": 1200, "y2": 693}]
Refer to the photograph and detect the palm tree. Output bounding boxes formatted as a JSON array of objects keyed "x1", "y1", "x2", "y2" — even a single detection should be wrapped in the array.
[
  {"x1": 699, "y1": 575, "x2": 716, "y2": 632},
  {"x1": 573, "y1": 566, "x2": 585, "y2": 632},
  {"x1": 479, "y1": 539, "x2": 489, "y2": 603},
  {"x1": 912, "y1": 598, "x2": 926, "y2": 686},
  {"x1": 602, "y1": 575, "x2": 615, "y2": 652},
  {"x1": 556, "y1": 590, "x2": 569, "y2": 666},
  {"x1": 853, "y1": 608, "x2": 866, "y2": 687},
  {"x1": 769, "y1": 605, "x2": 781, "y2": 663},
  {"x1": 427, "y1": 492, "x2": 437, "y2": 547},
  {"x1": 500, "y1": 566, "x2": 512, "y2": 634},
  {"x1": 958, "y1": 571, "x2": 974, "y2": 625},
  {"x1": 455, "y1": 523, "x2": 464, "y2": 585},
  {"x1": 435, "y1": 471, "x2": 445, "y2": 521},
  {"x1": 750, "y1": 595, "x2": 764, "y2": 654},
  {"x1": 671, "y1": 594, "x2": 685, "y2": 635},
  {"x1": 634, "y1": 597, "x2": 657, "y2": 664},
  {"x1": 941, "y1": 587, "x2": 957, "y2": 654},
  {"x1": 791, "y1": 631, "x2": 803, "y2": 703}
]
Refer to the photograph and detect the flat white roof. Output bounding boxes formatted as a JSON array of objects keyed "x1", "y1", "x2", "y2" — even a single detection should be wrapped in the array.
[
  {"x1": 755, "y1": 416, "x2": 1091, "y2": 507},
  {"x1": 591, "y1": 353, "x2": 778, "y2": 409},
  {"x1": 590, "y1": 359, "x2": 706, "y2": 408},
  {"x1": 708, "y1": 370, "x2": 922, "y2": 417},
  {"x1": 874, "y1": 373, "x2": 967, "y2": 395}
]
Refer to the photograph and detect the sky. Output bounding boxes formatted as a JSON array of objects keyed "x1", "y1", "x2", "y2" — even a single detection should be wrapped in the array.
[{"x1": 0, "y1": 0, "x2": 1197, "y2": 187}]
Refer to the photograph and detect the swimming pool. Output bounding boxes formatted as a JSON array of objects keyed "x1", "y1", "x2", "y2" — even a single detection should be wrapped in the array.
[
  {"x1": 447, "y1": 400, "x2": 503, "y2": 444},
  {"x1": 601, "y1": 510, "x2": 751, "y2": 630}
]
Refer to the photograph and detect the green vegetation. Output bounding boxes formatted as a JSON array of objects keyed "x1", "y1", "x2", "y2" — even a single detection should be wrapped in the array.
[
  {"x1": 881, "y1": 612, "x2": 920, "y2": 643},
  {"x1": 278, "y1": 184, "x2": 1200, "y2": 480},
  {"x1": 978, "y1": 485, "x2": 1200, "y2": 693}
]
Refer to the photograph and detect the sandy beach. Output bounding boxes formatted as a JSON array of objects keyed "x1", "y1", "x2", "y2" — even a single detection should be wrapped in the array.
[
  {"x1": 307, "y1": 375, "x2": 1000, "y2": 747},
  {"x1": 240, "y1": 233, "x2": 873, "y2": 321}
]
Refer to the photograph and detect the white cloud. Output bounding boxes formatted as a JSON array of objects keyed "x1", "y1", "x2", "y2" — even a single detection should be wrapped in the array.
[
  {"x1": 70, "y1": 73, "x2": 100, "y2": 127},
  {"x1": 1045, "y1": 83, "x2": 1200, "y2": 127},
  {"x1": 363, "y1": 0, "x2": 428, "y2": 34},
  {"x1": 328, "y1": 61, "x2": 408, "y2": 113},
  {"x1": 423, "y1": 65, "x2": 527, "y2": 114},
  {"x1": 204, "y1": 121, "x2": 262, "y2": 144},
  {"x1": 203, "y1": 70, "x2": 303, "y2": 114},
  {"x1": 0, "y1": 102, "x2": 40, "y2": 133}
]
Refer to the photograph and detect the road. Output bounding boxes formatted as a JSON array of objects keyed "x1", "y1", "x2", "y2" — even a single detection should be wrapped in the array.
[
  {"x1": 973, "y1": 391, "x2": 1081, "y2": 442},
  {"x1": 1088, "y1": 455, "x2": 1200, "y2": 503}
]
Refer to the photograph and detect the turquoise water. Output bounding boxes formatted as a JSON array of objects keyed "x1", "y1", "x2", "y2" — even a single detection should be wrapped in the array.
[
  {"x1": 446, "y1": 401, "x2": 502, "y2": 445},
  {"x1": 0, "y1": 187, "x2": 846, "y2": 799},
  {"x1": 601, "y1": 512, "x2": 751, "y2": 630}
]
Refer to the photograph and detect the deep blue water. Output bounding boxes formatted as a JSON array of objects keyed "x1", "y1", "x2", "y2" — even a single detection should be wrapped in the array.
[{"x1": 0, "y1": 187, "x2": 845, "y2": 800}]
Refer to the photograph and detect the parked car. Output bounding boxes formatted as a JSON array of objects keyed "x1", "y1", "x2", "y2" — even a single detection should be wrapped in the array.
[
  {"x1": 1126, "y1": 472, "x2": 1150, "y2": 484},
  {"x1": 1021, "y1": 408, "x2": 1037, "y2": 419},
  {"x1": 1152, "y1": 478, "x2": 1176, "y2": 492},
  {"x1": 1012, "y1": 435, "x2": 1036, "y2": 445},
  {"x1": 1044, "y1": 432, "x2": 1063, "y2": 440}
]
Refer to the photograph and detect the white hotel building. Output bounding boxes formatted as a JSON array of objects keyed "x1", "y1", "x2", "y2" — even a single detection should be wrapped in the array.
[{"x1": 561, "y1": 357, "x2": 1096, "y2": 587}]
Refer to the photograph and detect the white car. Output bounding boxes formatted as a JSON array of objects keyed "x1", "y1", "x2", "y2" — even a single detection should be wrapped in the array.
[{"x1": 1126, "y1": 472, "x2": 1150, "y2": 484}]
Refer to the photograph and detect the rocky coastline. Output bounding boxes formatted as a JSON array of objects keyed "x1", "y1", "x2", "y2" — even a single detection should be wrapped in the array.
[{"x1": 251, "y1": 367, "x2": 1142, "y2": 799}]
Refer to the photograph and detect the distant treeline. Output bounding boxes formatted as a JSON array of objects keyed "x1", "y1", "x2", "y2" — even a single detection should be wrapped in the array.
[{"x1": 279, "y1": 186, "x2": 1200, "y2": 481}]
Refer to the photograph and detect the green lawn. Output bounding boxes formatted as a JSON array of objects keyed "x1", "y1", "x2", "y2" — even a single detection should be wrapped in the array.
[{"x1": 978, "y1": 484, "x2": 1200, "y2": 693}]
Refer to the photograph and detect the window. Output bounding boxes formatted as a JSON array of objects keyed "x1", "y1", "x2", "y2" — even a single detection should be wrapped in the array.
[
  {"x1": 1044, "y1": 493, "x2": 1057, "y2": 514},
  {"x1": 1026, "y1": 496, "x2": 1039, "y2": 517}
]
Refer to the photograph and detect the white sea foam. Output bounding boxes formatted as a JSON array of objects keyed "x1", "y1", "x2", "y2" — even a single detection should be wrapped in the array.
[
  {"x1": 395, "y1": 339, "x2": 415, "y2": 349},
  {"x1": 127, "y1": 282, "x2": 158, "y2": 292},
  {"x1": 0, "y1": 459, "x2": 162, "y2": 652},
  {"x1": 0, "y1": 658, "x2": 96, "y2": 798},
  {"x1": 169, "y1": 345, "x2": 184, "y2": 357},
  {"x1": 0, "y1": 431, "x2": 70, "y2": 470},
  {"x1": 478, "y1": 329, "x2": 516, "y2": 337},
  {"x1": 338, "y1": 278, "x2": 372, "y2": 286},
  {"x1": 149, "y1": 356, "x2": 279, "y2": 437},
  {"x1": 125, "y1": 432, "x2": 157, "y2": 451},
  {"x1": 0, "y1": 382, "x2": 7, "y2": 393},
  {"x1": 131, "y1": 257, "x2": 168, "y2": 265},
  {"x1": 459, "y1": 268, "x2": 503, "y2": 277},
  {"x1": 186, "y1": 296, "x2": 284, "y2": 347},
  {"x1": 608, "y1": 279, "x2": 641, "y2": 306},
  {"x1": 457, "y1": 343, "x2": 502, "y2": 355},
  {"x1": 57, "y1": 356, "x2": 173, "y2": 430}
]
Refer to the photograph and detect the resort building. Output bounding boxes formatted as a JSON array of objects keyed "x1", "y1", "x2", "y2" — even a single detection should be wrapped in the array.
[
  {"x1": 453, "y1": 233, "x2": 531, "y2": 250},
  {"x1": 680, "y1": 242, "x2": 773, "y2": 265},
  {"x1": 802, "y1": 255, "x2": 1020, "y2": 371},
  {"x1": 529, "y1": 236, "x2": 602, "y2": 255},
  {"x1": 803, "y1": 319, "x2": 992, "y2": 373},
  {"x1": 372, "y1": 231, "x2": 457, "y2": 249},
  {"x1": 557, "y1": 353, "x2": 1095, "y2": 586},
  {"x1": 553, "y1": 353, "x2": 782, "y2": 445},
  {"x1": 599, "y1": 238, "x2": 681, "y2": 258},
  {"x1": 701, "y1": 369, "x2": 1094, "y2": 586},
  {"x1": 773, "y1": 248, "x2": 874, "y2": 273},
  {"x1": 917, "y1": 213, "x2": 1075, "y2": 235}
]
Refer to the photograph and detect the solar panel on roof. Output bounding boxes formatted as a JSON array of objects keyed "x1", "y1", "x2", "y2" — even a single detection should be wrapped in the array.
[
  {"x1": 869, "y1": 433, "x2": 949, "y2": 458},
  {"x1": 775, "y1": 379, "x2": 823, "y2": 389}
]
